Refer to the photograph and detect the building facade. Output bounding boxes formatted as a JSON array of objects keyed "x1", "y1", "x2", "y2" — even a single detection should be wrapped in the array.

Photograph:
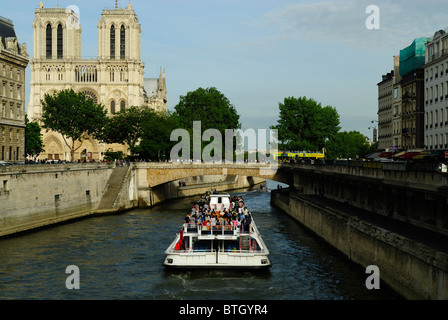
[
  {"x1": 400, "y1": 68, "x2": 425, "y2": 150},
  {"x1": 28, "y1": 1, "x2": 167, "y2": 161},
  {"x1": 424, "y1": 30, "x2": 448, "y2": 151},
  {"x1": 0, "y1": 16, "x2": 29, "y2": 163},
  {"x1": 377, "y1": 70, "x2": 394, "y2": 150},
  {"x1": 392, "y1": 56, "x2": 402, "y2": 149}
]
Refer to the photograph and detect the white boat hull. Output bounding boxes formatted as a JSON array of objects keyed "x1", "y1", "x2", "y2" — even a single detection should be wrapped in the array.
[{"x1": 163, "y1": 250, "x2": 271, "y2": 269}]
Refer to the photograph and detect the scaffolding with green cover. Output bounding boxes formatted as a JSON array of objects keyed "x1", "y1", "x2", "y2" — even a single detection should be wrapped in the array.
[{"x1": 399, "y1": 37, "x2": 431, "y2": 77}]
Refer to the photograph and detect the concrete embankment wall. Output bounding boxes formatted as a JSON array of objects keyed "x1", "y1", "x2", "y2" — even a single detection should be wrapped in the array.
[
  {"x1": 0, "y1": 163, "x2": 115, "y2": 237},
  {"x1": 271, "y1": 189, "x2": 448, "y2": 300},
  {"x1": 0, "y1": 164, "x2": 264, "y2": 237}
]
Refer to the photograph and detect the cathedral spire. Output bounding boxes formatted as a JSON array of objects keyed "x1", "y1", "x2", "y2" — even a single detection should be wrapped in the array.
[
  {"x1": 115, "y1": 0, "x2": 118, "y2": 9},
  {"x1": 39, "y1": 0, "x2": 44, "y2": 9}
]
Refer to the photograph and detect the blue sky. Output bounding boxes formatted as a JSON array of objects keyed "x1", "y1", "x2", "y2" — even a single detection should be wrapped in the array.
[{"x1": 3, "y1": 0, "x2": 448, "y2": 140}]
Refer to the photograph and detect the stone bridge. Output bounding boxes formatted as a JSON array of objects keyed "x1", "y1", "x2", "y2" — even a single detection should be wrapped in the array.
[
  {"x1": 134, "y1": 160, "x2": 448, "y2": 237},
  {"x1": 133, "y1": 162, "x2": 291, "y2": 208},
  {"x1": 135, "y1": 162, "x2": 291, "y2": 188}
]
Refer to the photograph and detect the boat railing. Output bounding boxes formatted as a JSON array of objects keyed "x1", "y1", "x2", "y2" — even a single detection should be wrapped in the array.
[
  {"x1": 183, "y1": 223, "x2": 253, "y2": 236},
  {"x1": 166, "y1": 247, "x2": 269, "y2": 254}
]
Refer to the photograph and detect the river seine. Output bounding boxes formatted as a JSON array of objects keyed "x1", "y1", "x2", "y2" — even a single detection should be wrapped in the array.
[{"x1": 0, "y1": 180, "x2": 402, "y2": 300}]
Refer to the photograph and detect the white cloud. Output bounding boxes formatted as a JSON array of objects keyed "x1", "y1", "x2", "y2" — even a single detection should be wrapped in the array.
[{"x1": 263, "y1": 0, "x2": 448, "y2": 51}]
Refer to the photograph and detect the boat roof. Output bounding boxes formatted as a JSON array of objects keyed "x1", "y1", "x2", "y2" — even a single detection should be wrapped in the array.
[{"x1": 209, "y1": 193, "x2": 230, "y2": 197}]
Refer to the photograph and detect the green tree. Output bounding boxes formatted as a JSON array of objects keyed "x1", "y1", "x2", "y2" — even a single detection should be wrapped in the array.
[
  {"x1": 24, "y1": 114, "x2": 44, "y2": 159},
  {"x1": 101, "y1": 106, "x2": 154, "y2": 155},
  {"x1": 271, "y1": 96, "x2": 340, "y2": 151},
  {"x1": 41, "y1": 89, "x2": 108, "y2": 161},
  {"x1": 174, "y1": 87, "x2": 241, "y2": 159},
  {"x1": 326, "y1": 131, "x2": 371, "y2": 159},
  {"x1": 137, "y1": 111, "x2": 181, "y2": 160}
]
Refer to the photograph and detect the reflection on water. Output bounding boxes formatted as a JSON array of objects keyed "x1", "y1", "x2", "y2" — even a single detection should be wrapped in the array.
[{"x1": 0, "y1": 181, "x2": 402, "y2": 300}]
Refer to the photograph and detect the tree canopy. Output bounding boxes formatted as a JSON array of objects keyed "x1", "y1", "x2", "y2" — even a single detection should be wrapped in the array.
[
  {"x1": 101, "y1": 106, "x2": 180, "y2": 161},
  {"x1": 24, "y1": 115, "x2": 44, "y2": 158},
  {"x1": 175, "y1": 87, "x2": 240, "y2": 133},
  {"x1": 271, "y1": 96, "x2": 340, "y2": 152},
  {"x1": 137, "y1": 111, "x2": 181, "y2": 160},
  {"x1": 101, "y1": 105, "x2": 154, "y2": 155},
  {"x1": 326, "y1": 131, "x2": 373, "y2": 159},
  {"x1": 41, "y1": 89, "x2": 108, "y2": 161},
  {"x1": 174, "y1": 87, "x2": 241, "y2": 159}
]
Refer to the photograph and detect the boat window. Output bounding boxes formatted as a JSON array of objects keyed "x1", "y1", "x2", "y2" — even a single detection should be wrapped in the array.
[{"x1": 218, "y1": 197, "x2": 222, "y2": 203}]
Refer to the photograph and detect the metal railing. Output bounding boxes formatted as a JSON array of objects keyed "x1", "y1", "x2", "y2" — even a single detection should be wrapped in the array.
[{"x1": 183, "y1": 223, "x2": 252, "y2": 237}]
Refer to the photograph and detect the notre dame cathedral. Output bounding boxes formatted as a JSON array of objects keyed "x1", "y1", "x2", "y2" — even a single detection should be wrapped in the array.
[{"x1": 27, "y1": 1, "x2": 167, "y2": 161}]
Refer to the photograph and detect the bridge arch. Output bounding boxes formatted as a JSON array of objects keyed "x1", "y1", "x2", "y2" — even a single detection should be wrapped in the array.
[{"x1": 135, "y1": 163, "x2": 292, "y2": 188}]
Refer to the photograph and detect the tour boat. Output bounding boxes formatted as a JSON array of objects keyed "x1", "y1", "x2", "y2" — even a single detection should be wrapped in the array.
[{"x1": 163, "y1": 193, "x2": 271, "y2": 269}]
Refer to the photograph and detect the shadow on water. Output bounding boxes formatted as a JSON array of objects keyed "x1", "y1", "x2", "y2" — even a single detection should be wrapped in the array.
[{"x1": 163, "y1": 268, "x2": 272, "y2": 281}]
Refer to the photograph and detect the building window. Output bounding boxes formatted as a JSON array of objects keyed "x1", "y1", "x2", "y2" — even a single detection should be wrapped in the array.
[
  {"x1": 80, "y1": 90, "x2": 98, "y2": 105},
  {"x1": 57, "y1": 24, "x2": 63, "y2": 59},
  {"x1": 120, "y1": 25, "x2": 125, "y2": 59},
  {"x1": 110, "y1": 25, "x2": 116, "y2": 59},
  {"x1": 46, "y1": 24, "x2": 52, "y2": 59},
  {"x1": 110, "y1": 100, "x2": 115, "y2": 114},
  {"x1": 394, "y1": 87, "x2": 398, "y2": 99},
  {"x1": 120, "y1": 100, "x2": 125, "y2": 111}
]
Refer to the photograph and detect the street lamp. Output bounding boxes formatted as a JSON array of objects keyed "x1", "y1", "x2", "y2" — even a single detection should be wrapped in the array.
[
  {"x1": 368, "y1": 126, "x2": 377, "y2": 143},
  {"x1": 369, "y1": 120, "x2": 378, "y2": 143}
]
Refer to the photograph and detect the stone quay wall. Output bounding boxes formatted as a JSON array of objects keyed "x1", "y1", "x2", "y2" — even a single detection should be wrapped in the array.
[
  {"x1": 0, "y1": 163, "x2": 114, "y2": 237},
  {"x1": 270, "y1": 189, "x2": 448, "y2": 300},
  {"x1": 0, "y1": 163, "x2": 264, "y2": 237}
]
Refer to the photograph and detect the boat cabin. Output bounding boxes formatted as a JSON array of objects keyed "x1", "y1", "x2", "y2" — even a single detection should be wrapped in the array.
[{"x1": 209, "y1": 194, "x2": 231, "y2": 211}]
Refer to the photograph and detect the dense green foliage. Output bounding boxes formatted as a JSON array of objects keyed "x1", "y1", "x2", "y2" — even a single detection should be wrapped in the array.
[
  {"x1": 101, "y1": 106, "x2": 180, "y2": 160},
  {"x1": 325, "y1": 131, "x2": 373, "y2": 159},
  {"x1": 175, "y1": 87, "x2": 240, "y2": 133},
  {"x1": 41, "y1": 89, "x2": 107, "y2": 161},
  {"x1": 101, "y1": 106, "x2": 154, "y2": 155},
  {"x1": 174, "y1": 87, "x2": 241, "y2": 159},
  {"x1": 24, "y1": 115, "x2": 44, "y2": 158},
  {"x1": 271, "y1": 96, "x2": 340, "y2": 152},
  {"x1": 272, "y1": 96, "x2": 375, "y2": 159},
  {"x1": 137, "y1": 111, "x2": 180, "y2": 160}
]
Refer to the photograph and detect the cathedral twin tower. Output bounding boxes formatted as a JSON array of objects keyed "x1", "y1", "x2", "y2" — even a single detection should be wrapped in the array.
[{"x1": 28, "y1": 1, "x2": 167, "y2": 161}]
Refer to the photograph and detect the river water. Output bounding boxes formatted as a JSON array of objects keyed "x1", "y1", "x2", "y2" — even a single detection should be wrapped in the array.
[{"x1": 0, "y1": 180, "x2": 402, "y2": 300}]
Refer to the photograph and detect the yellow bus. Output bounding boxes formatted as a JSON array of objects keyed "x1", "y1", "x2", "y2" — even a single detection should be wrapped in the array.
[{"x1": 273, "y1": 148, "x2": 326, "y2": 160}]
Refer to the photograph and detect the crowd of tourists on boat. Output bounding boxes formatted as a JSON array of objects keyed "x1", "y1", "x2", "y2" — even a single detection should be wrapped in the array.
[{"x1": 183, "y1": 191, "x2": 252, "y2": 233}]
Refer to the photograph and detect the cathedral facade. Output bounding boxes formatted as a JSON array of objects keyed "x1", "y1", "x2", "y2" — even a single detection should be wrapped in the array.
[{"x1": 28, "y1": 1, "x2": 167, "y2": 161}]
